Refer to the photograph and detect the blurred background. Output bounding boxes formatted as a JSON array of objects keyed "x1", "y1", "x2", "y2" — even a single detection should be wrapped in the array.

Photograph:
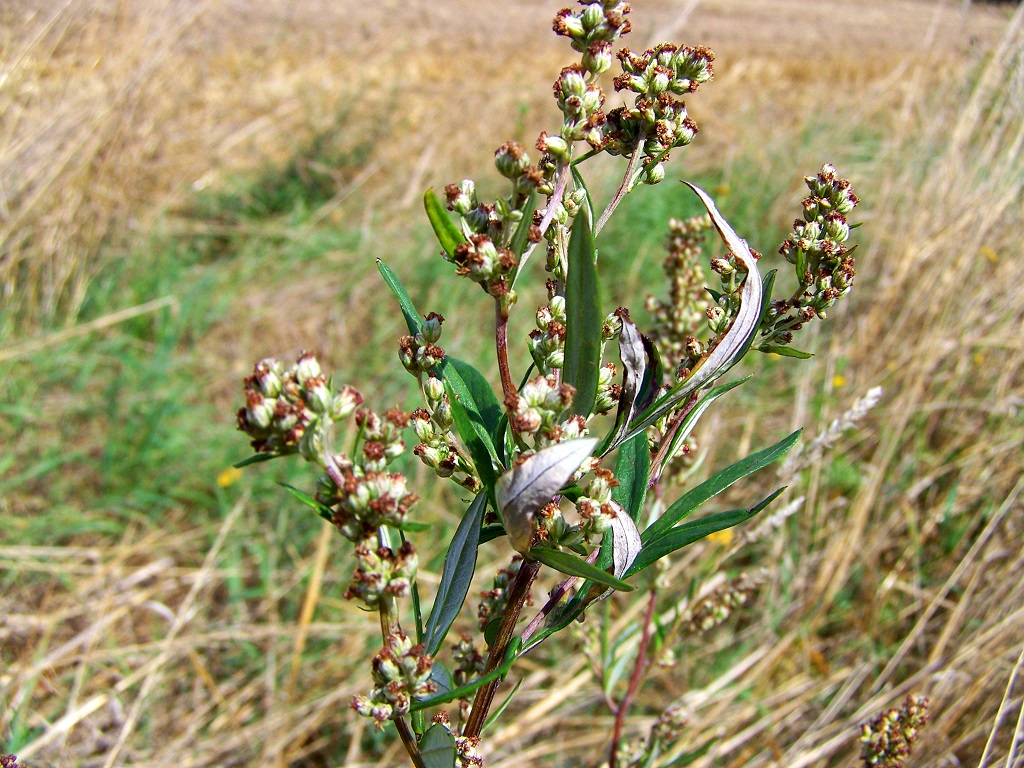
[{"x1": 1, "y1": 0, "x2": 1022, "y2": 765}]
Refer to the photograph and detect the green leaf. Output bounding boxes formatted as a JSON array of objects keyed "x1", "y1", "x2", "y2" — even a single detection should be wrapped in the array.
[
  {"x1": 376, "y1": 258, "x2": 423, "y2": 335},
  {"x1": 232, "y1": 453, "x2": 279, "y2": 468},
  {"x1": 527, "y1": 547, "x2": 634, "y2": 592},
  {"x1": 423, "y1": 492, "x2": 488, "y2": 656},
  {"x1": 510, "y1": 189, "x2": 538, "y2": 257},
  {"x1": 479, "y1": 523, "x2": 506, "y2": 544},
  {"x1": 277, "y1": 482, "x2": 333, "y2": 521},
  {"x1": 419, "y1": 723, "x2": 457, "y2": 768},
  {"x1": 759, "y1": 344, "x2": 813, "y2": 359},
  {"x1": 429, "y1": 662, "x2": 454, "y2": 695},
  {"x1": 642, "y1": 429, "x2": 800, "y2": 544},
  {"x1": 570, "y1": 165, "x2": 596, "y2": 224},
  {"x1": 444, "y1": 378, "x2": 499, "y2": 493},
  {"x1": 628, "y1": 488, "x2": 785, "y2": 575},
  {"x1": 443, "y1": 357, "x2": 504, "y2": 446},
  {"x1": 563, "y1": 207, "x2": 602, "y2": 418},
  {"x1": 613, "y1": 432, "x2": 650, "y2": 524},
  {"x1": 483, "y1": 616, "x2": 502, "y2": 648},
  {"x1": 424, "y1": 187, "x2": 467, "y2": 258},
  {"x1": 397, "y1": 521, "x2": 432, "y2": 533}
]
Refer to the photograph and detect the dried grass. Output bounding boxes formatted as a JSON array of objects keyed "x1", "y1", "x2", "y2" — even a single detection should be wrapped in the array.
[{"x1": 2, "y1": 1, "x2": 1023, "y2": 767}]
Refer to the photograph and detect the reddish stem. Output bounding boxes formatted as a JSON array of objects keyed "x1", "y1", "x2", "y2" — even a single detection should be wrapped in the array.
[
  {"x1": 495, "y1": 297, "x2": 515, "y2": 403},
  {"x1": 463, "y1": 557, "x2": 541, "y2": 738},
  {"x1": 608, "y1": 588, "x2": 659, "y2": 768}
]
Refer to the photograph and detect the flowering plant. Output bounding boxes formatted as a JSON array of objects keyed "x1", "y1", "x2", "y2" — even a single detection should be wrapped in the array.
[{"x1": 235, "y1": 2, "x2": 860, "y2": 765}]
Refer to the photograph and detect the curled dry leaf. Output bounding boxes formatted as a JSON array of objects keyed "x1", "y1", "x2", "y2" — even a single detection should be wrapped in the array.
[{"x1": 496, "y1": 438, "x2": 599, "y2": 553}]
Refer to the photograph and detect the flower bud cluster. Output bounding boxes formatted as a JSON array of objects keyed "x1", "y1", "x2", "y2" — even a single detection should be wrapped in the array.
[
  {"x1": 494, "y1": 141, "x2": 543, "y2": 200},
  {"x1": 325, "y1": 456, "x2": 419, "y2": 542},
  {"x1": 575, "y1": 467, "x2": 624, "y2": 538},
  {"x1": 650, "y1": 702, "x2": 690, "y2": 746},
  {"x1": 398, "y1": 313, "x2": 446, "y2": 374},
  {"x1": 646, "y1": 215, "x2": 711, "y2": 365},
  {"x1": 345, "y1": 539, "x2": 419, "y2": 607},
  {"x1": 592, "y1": 363, "x2": 621, "y2": 415},
  {"x1": 552, "y1": 64, "x2": 608, "y2": 149},
  {"x1": 351, "y1": 630, "x2": 435, "y2": 725},
  {"x1": 411, "y1": 375, "x2": 482, "y2": 492},
  {"x1": 553, "y1": 2, "x2": 632, "y2": 73},
  {"x1": 237, "y1": 353, "x2": 363, "y2": 461},
  {"x1": 860, "y1": 694, "x2": 929, "y2": 768},
  {"x1": 603, "y1": 44, "x2": 713, "y2": 171},
  {"x1": 477, "y1": 556, "x2": 530, "y2": 630},
  {"x1": 451, "y1": 632, "x2": 486, "y2": 687},
  {"x1": 528, "y1": 295, "x2": 567, "y2": 374},
  {"x1": 445, "y1": 181, "x2": 503, "y2": 240},
  {"x1": 684, "y1": 569, "x2": 767, "y2": 634},
  {"x1": 449, "y1": 233, "x2": 519, "y2": 298},
  {"x1": 765, "y1": 164, "x2": 860, "y2": 347},
  {"x1": 505, "y1": 374, "x2": 577, "y2": 440},
  {"x1": 355, "y1": 407, "x2": 410, "y2": 470}
]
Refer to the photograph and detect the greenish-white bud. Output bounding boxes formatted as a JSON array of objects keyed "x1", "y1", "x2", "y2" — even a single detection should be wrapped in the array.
[
  {"x1": 581, "y1": 3, "x2": 604, "y2": 31},
  {"x1": 644, "y1": 161, "x2": 666, "y2": 185},
  {"x1": 583, "y1": 41, "x2": 613, "y2": 75},
  {"x1": 494, "y1": 141, "x2": 530, "y2": 180},
  {"x1": 304, "y1": 376, "x2": 333, "y2": 414},
  {"x1": 538, "y1": 131, "x2": 570, "y2": 160},
  {"x1": 294, "y1": 352, "x2": 321, "y2": 384},
  {"x1": 420, "y1": 313, "x2": 443, "y2": 343},
  {"x1": 423, "y1": 375, "x2": 445, "y2": 403}
]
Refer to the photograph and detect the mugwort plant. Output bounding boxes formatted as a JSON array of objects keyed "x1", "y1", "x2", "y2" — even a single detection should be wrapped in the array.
[{"x1": 235, "y1": 2, "x2": 860, "y2": 765}]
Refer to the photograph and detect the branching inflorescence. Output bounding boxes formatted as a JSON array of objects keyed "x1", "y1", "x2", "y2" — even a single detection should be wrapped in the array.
[{"x1": 235, "y1": 2, "x2": 874, "y2": 766}]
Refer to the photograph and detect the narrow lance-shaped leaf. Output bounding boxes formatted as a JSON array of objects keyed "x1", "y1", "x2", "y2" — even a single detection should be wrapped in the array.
[
  {"x1": 563, "y1": 206, "x2": 602, "y2": 419},
  {"x1": 424, "y1": 491, "x2": 488, "y2": 656},
  {"x1": 443, "y1": 357, "x2": 504, "y2": 447},
  {"x1": 277, "y1": 482, "x2": 334, "y2": 522},
  {"x1": 444, "y1": 379, "x2": 499, "y2": 492},
  {"x1": 527, "y1": 546, "x2": 634, "y2": 592},
  {"x1": 509, "y1": 189, "x2": 539, "y2": 291},
  {"x1": 613, "y1": 432, "x2": 650, "y2": 524},
  {"x1": 758, "y1": 344, "x2": 813, "y2": 359},
  {"x1": 376, "y1": 258, "x2": 423, "y2": 336},
  {"x1": 628, "y1": 488, "x2": 785, "y2": 575},
  {"x1": 609, "y1": 513, "x2": 642, "y2": 581},
  {"x1": 642, "y1": 429, "x2": 800, "y2": 544},
  {"x1": 424, "y1": 188, "x2": 467, "y2": 258},
  {"x1": 612, "y1": 182, "x2": 764, "y2": 449},
  {"x1": 496, "y1": 437, "x2": 598, "y2": 553}
]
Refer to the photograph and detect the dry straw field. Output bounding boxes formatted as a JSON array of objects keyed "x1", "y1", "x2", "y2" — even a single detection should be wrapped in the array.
[{"x1": 2, "y1": 0, "x2": 1023, "y2": 766}]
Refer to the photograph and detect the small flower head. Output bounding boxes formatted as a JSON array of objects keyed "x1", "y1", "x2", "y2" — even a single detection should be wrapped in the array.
[
  {"x1": 449, "y1": 234, "x2": 519, "y2": 297},
  {"x1": 860, "y1": 695, "x2": 930, "y2": 768},
  {"x1": 237, "y1": 353, "x2": 363, "y2": 463},
  {"x1": 352, "y1": 630, "x2": 435, "y2": 726}
]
